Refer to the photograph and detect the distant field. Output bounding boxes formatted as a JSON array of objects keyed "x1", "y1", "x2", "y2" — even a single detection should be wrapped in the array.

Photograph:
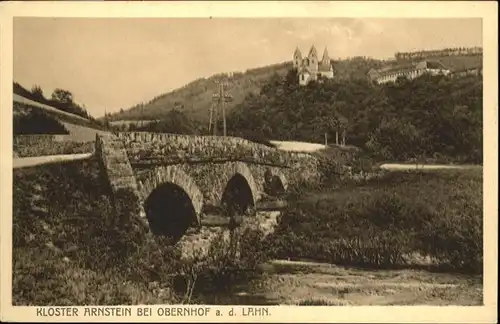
[
  {"x1": 380, "y1": 163, "x2": 482, "y2": 170},
  {"x1": 270, "y1": 141, "x2": 326, "y2": 153},
  {"x1": 390, "y1": 54, "x2": 482, "y2": 72},
  {"x1": 109, "y1": 120, "x2": 160, "y2": 126},
  {"x1": 430, "y1": 54, "x2": 482, "y2": 72}
]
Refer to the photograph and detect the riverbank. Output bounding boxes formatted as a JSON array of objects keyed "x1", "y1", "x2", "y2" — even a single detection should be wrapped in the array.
[{"x1": 193, "y1": 259, "x2": 483, "y2": 306}]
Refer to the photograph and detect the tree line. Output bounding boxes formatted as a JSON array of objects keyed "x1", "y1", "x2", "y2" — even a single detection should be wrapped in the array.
[
  {"x1": 394, "y1": 47, "x2": 483, "y2": 61},
  {"x1": 14, "y1": 82, "x2": 93, "y2": 120},
  {"x1": 225, "y1": 69, "x2": 482, "y2": 163}
]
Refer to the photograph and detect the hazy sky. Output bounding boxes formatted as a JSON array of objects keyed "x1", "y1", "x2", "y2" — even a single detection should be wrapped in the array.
[{"x1": 14, "y1": 18, "x2": 482, "y2": 117}]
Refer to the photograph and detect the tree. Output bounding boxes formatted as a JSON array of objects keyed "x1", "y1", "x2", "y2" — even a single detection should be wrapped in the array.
[
  {"x1": 30, "y1": 85, "x2": 45, "y2": 102},
  {"x1": 51, "y1": 88, "x2": 74, "y2": 105}
]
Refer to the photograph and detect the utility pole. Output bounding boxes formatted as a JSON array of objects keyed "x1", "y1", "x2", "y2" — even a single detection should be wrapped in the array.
[
  {"x1": 208, "y1": 104, "x2": 214, "y2": 135},
  {"x1": 141, "y1": 104, "x2": 144, "y2": 128},
  {"x1": 104, "y1": 107, "x2": 108, "y2": 129},
  {"x1": 210, "y1": 73, "x2": 233, "y2": 136}
]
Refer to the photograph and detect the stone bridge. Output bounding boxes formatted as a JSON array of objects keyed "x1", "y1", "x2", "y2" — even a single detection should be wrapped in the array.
[{"x1": 95, "y1": 132, "x2": 321, "y2": 257}]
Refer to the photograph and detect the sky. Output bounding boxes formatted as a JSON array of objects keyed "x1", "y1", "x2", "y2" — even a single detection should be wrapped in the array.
[{"x1": 14, "y1": 18, "x2": 482, "y2": 117}]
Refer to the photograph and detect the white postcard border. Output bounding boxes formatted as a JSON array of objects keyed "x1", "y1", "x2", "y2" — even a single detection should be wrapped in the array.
[{"x1": 0, "y1": 1, "x2": 497, "y2": 323}]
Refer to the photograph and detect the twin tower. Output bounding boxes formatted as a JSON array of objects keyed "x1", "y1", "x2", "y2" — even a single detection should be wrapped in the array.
[{"x1": 293, "y1": 45, "x2": 334, "y2": 86}]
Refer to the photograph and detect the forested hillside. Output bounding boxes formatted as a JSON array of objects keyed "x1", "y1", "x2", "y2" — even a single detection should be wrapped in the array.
[
  {"x1": 226, "y1": 69, "x2": 482, "y2": 163},
  {"x1": 108, "y1": 51, "x2": 482, "y2": 124}
]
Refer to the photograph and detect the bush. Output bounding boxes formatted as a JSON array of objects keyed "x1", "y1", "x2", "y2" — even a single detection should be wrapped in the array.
[{"x1": 14, "y1": 110, "x2": 69, "y2": 135}]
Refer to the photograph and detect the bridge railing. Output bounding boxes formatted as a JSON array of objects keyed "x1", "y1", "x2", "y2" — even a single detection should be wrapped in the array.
[{"x1": 117, "y1": 132, "x2": 318, "y2": 167}]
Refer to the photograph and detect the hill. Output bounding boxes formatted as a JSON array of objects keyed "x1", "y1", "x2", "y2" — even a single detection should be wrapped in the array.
[
  {"x1": 108, "y1": 62, "x2": 293, "y2": 123},
  {"x1": 108, "y1": 50, "x2": 482, "y2": 124}
]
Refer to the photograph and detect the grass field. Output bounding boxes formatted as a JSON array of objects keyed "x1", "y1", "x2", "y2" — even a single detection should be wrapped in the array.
[{"x1": 272, "y1": 168, "x2": 483, "y2": 274}]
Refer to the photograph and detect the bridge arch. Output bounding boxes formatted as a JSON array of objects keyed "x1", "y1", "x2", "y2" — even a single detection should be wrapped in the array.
[
  {"x1": 220, "y1": 162, "x2": 258, "y2": 217},
  {"x1": 139, "y1": 166, "x2": 203, "y2": 243},
  {"x1": 264, "y1": 168, "x2": 288, "y2": 197}
]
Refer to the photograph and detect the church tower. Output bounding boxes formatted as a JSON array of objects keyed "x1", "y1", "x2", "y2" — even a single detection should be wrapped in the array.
[
  {"x1": 318, "y1": 47, "x2": 334, "y2": 79},
  {"x1": 308, "y1": 45, "x2": 319, "y2": 73},
  {"x1": 321, "y1": 47, "x2": 330, "y2": 65},
  {"x1": 293, "y1": 47, "x2": 302, "y2": 69}
]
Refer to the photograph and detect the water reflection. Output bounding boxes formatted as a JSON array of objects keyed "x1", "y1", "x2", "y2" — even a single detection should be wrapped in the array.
[{"x1": 191, "y1": 277, "x2": 280, "y2": 305}]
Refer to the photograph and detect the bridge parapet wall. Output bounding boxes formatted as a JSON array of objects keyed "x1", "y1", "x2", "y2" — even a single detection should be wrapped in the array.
[
  {"x1": 13, "y1": 135, "x2": 95, "y2": 158},
  {"x1": 118, "y1": 132, "x2": 320, "y2": 170}
]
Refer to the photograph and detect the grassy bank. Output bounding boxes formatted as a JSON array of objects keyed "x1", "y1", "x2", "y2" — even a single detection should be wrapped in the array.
[
  {"x1": 271, "y1": 168, "x2": 483, "y2": 274},
  {"x1": 12, "y1": 159, "x2": 268, "y2": 305},
  {"x1": 12, "y1": 159, "x2": 172, "y2": 305}
]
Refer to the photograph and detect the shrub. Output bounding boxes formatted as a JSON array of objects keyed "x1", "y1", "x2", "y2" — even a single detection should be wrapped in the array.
[{"x1": 14, "y1": 110, "x2": 69, "y2": 135}]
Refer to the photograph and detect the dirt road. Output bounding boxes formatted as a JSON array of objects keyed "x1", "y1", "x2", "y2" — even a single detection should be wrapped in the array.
[
  {"x1": 13, "y1": 153, "x2": 93, "y2": 169},
  {"x1": 380, "y1": 163, "x2": 480, "y2": 170}
]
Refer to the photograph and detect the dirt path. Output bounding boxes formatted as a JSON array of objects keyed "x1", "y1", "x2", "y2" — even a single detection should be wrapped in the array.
[
  {"x1": 232, "y1": 260, "x2": 483, "y2": 306},
  {"x1": 13, "y1": 153, "x2": 93, "y2": 169},
  {"x1": 380, "y1": 163, "x2": 480, "y2": 170}
]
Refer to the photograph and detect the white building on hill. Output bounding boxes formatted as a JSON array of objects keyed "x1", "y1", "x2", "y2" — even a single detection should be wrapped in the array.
[{"x1": 367, "y1": 60, "x2": 451, "y2": 84}]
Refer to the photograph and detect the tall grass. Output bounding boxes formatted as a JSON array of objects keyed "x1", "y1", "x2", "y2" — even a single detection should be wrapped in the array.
[{"x1": 271, "y1": 169, "x2": 483, "y2": 274}]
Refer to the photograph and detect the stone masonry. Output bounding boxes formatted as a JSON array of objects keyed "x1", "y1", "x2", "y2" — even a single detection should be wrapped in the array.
[{"x1": 95, "y1": 132, "x2": 322, "y2": 257}]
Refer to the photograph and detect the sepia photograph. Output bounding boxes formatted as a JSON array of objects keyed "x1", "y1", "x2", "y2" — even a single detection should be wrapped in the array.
[{"x1": 0, "y1": 1, "x2": 498, "y2": 323}]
